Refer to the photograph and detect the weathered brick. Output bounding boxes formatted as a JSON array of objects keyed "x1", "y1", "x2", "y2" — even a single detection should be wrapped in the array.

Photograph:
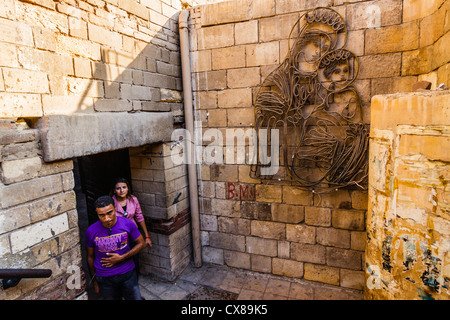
[
  {"x1": 224, "y1": 250, "x2": 250, "y2": 269},
  {"x1": 241, "y1": 201, "x2": 271, "y2": 220},
  {"x1": 305, "y1": 207, "x2": 331, "y2": 227},
  {"x1": 365, "y1": 21, "x2": 419, "y2": 54},
  {"x1": 332, "y1": 209, "x2": 365, "y2": 231},
  {"x1": 251, "y1": 220, "x2": 285, "y2": 240},
  {"x1": 271, "y1": 204, "x2": 304, "y2": 223},
  {"x1": 193, "y1": 70, "x2": 227, "y2": 91},
  {"x1": 255, "y1": 184, "x2": 281, "y2": 203},
  {"x1": 0, "y1": 174, "x2": 64, "y2": 209},
  {"x1": 326, "y1": 247, "x2": 362, "y2": 270},
  {"x1": 246, "y1": 42, "x2": 279, "y2": 67},
  {"x1": 246, "y1": 236, "x2": 277, "y2": 257},
  {"x1": 251, "y1": 254, "x2": 271, "y2": 273},
  {"x1": 291, "y1": 243, "x2": 326, "y2": 264},
  {"x1": 3, "y1": 68, "x2": 49, "y2": 94},
  {"x1": 272, "y1": 258, "x2": 303, "y2": 278},
  {"x1": 0, "y1": 205, "x2": 30, "y2": 234},
  {"x1": 217, "y1": 88, "x2": 253, "y2": 108},
  {"x1": 197, "y1": 24, "x2": 234, "y2": 50},
  {"x1": 358, "y1": 53, "x2": 402, "y2": 79},
  {"x1": 317, "y1": 227, "x2": 350, "y2": 249},
  {"x1": 283, "y1": 186, "x2": 313, "y2": 206},
  {"x1": 304, "y1": 263, "x2": 340, "y2": 286},
  {"x1": 211, "y1": 46, "x2": 246, "y2": 70},
  {"x1": 340, "y1": 269, "x2": 365, "y2": 290},
  {"x1": 211, "y1": 198, "x2": 240, "y2": 217},
  {"x1": 235, "y1": 20, "x2": 258, "y2": 45},
  {"x1": 10, "y1": 213, "x2": 69, "y2": 253},
  {"x1": 218, "y1": 217, "x2": 250, "y2": 235},
  {"x1": 286, "y1": 224, "x2": 315, "y2": 244}
]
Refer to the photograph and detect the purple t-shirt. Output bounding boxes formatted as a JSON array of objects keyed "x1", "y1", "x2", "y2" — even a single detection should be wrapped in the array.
[{"x1": 85, "y1": 216, "x2": 141, "y2": 277}]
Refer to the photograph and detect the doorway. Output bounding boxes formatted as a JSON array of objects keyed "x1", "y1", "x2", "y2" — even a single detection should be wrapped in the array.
[{"x1": 73, "y1": 148, "x2": 132, "y2": 299}]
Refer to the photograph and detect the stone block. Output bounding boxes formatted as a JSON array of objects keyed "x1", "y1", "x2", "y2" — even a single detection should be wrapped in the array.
[
  {"x1": 3, "y1": 68, "x2": 49, "y2": 94},
  {"x1": 272, "y1": 258, "x2": 303, "y2": 278},
  {"x1": 217, "y1": 88, "x2": 252, "y2": 108},
  {"x1": 251, "y1": 0, "x2": 275, "y2": 18},
  {"x1": 304, "y1": 263, "x2": 340, "y2": 286},
  {"x1": 276, "y1": 0, "x2": 332, "y2": 14},
  {"x1": 0, "y1": 18, "x2": 34, "y2": 46},
  {"x1": 200, "y1": 214, "x2": 218, "y2": 232},
  {"x1": 305, "y1": 207, "x2": 331, "y2": 227},
  {"x1": 10, "y1": 213, "x2": 69, "y2": 253},
  {"x1": 286, "y1": 224, "x2": 315, "y2": 244},
  {"x1": 340, "y1": 269, "x2": 365, "y2": 290},
  {"x1": 235, "y1": 20, "x2": 258, "y2": 45},
  {"x1": 227, "y1": 67, "x2": 260, "y2": 88},
  {"x1": 316, "y1": 227, "x2": 350, "y2": 248},
  {"x1": 401, "y1": 46, "x2": 433, "y2": 76},
  {"x1": 326, "y1": 247, "x2": 362, "y2": 270},
  {"x1": 358, "y1": 53, "x2": 402, "y2": 79},
  {"x1": 255, "y1": 184, "x2": 281, "y2": 203},
  {"x1": 218, "y1": 217, "x2": 250, "y2": 235},
  {"x1": 0, "y1": 205, "x2": 30, "y2": 234},
  {"x1": 291, "y1": 243, "x2": 326, "y2": 264},
  {"x1": 197, "y1": 24, "x2": 234, "y2": 50},
  {"x1": 200, "y1": 0, "x2": 250, "y2": 26},
  {"x1": 251, "y1": 220, "x2": 285, "y2": 240},
  {"x1": 211, "y1": 46, "x2": 246, "y2": 70},
  {"x1": 191, "y1": 50, "x2": 212, "y2": 73},
  {"x1": 39, "y1": 112, "x2": 173, "y2": 161},
  {"x1": 346, "y1": 0, "x2": 402, "y2": 30},
  {"x1": 0, "y1": 174, "x2": 64, "y2": 209},
  {"x1": 277, "y1": 241, "x2": 289, "y2": 258},
  {"x1": 351, "y1": 231, "x2": 366, "y2": 251},
  {"x1": 251, "y1": 254, "x2": 271, "y2": 273},
  {"x1": 202, "y1": 246, "x2": 224, "y2": 264},
  {"x1": 246, "y1": 236, "x2": 277, "y2": 257},
  {"x1": 193, "y1": 70, "x2": 227, "y2": 91},
  {"x1": 210, "y1": 198, "x2": 241, "y2": 217},
  {"x1": 241, "y1": 201, "x2": 271, "y2": 220},
  {"x1": 271, "y1": 204, "x2": 304, "y2": 223},
  {"x1": 365, "y1": 22, "x2": 419, "y2": 55},
  {"x1": 246, "y1": 42, "x2": 279, "y2": 67},
  {"x1": 351, "y1": 191, "x2": 368, "y2": 210},
  {"x1": 403, "y1": 0, "x2": 445, "y2": 22},
  {"x1": 283, "y1": 186, "x2": 313, "y2": 206},
  {"x1": 118, "y1": 0, "x2": 149, "y2": 20},
  {"x1": 224, "y1": 250, "x2": 250, "y2": 269},
  {"x1": 419, "y1": 4, "x2": 446, "y2": 47},
  {"x1": 210, "y1": 165, "x2": 238, "y2": 182},
  {"x1": 314, "y1": 189, "x2": 351, "y2": 209},
  {"x1": 332, "y1": 209, "x2": 365, "y2": 231},
  {"x1": 56, "y1": 34, "x2": 101, "y2": 61}
]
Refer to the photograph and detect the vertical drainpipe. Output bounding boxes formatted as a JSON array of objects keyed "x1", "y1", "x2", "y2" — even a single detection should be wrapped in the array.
[{"x1": 179, "y1": 9, "x2": 202, "y2": 268}]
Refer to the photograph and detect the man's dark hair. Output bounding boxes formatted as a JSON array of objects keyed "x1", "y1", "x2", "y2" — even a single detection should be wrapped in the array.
[{"x1": 94, "y1": 195, "x2": 114, "y2": 208}]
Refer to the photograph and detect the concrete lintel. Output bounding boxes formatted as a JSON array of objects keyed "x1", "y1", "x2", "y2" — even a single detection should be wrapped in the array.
[{"x1": 38, "y1": 112, "x2": 174, "y2": 162}]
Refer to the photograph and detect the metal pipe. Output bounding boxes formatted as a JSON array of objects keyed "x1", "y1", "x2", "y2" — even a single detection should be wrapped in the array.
[
  {"x1": 0, "y1": 269, "x2": 52, "y2": 279},
  {"x1": 179, "y1": 9, "x2": 202, "y2": 267}
]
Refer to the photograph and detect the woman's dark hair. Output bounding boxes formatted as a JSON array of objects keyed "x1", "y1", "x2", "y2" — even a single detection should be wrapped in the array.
[{"x1": 110, "y1": 177, "x2": 132, "y2": 199}]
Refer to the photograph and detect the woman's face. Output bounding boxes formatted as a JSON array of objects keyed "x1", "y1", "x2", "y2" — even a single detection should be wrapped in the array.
[{"x1": 114, "y1": 182, "x2": 128, "y2": 199}]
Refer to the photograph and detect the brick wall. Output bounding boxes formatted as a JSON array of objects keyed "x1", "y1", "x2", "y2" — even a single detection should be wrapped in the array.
[
  {"x1": 0, "y1": 0, "x2": 193, "y2": 299},
  {"x1": 366, "y1": 91, "x2": 449, "y2": 300},
  {"x1": 188, "y1": 0, "x2": 449, "y2": 293}
]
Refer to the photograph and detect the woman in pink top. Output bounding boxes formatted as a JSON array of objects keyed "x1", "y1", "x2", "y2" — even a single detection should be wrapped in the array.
[{"x1": 111, "y1": 177, "x2": 152, "y2": 248}]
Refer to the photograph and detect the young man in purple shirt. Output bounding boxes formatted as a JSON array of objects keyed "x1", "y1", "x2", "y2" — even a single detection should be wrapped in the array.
[{"x1": 85, "y1": 195, "x2": 145, "y2": 300}]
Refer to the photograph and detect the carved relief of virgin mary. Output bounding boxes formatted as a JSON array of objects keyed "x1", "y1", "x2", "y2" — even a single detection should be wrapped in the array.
[{"x1": 251, "y1": 7, "x2": 368, "y2": 192}]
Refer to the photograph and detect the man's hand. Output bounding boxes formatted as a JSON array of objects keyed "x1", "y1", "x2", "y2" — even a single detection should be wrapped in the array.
[{"x1": 101, "y1": 253, "x2": 123, "y2": 267}]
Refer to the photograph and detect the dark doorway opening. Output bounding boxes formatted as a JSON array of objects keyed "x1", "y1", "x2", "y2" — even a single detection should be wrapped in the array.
[{"x1": 73, "y1": 148, "x2": 132, "y2": 299}]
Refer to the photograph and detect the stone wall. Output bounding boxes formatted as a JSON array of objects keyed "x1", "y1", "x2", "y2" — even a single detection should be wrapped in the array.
[
  {"x1": 0, "y1": 0, "x2": 191, "y2": 299},
  {"x1": 129, "y1": 143, "x2": 192, "y2": 281},
  {"x1": 366, "y1": 91, "x2": 449, "y2": 300},
  {"x1": 187, "y1": 0, "x2": 449, "y2": 294}
]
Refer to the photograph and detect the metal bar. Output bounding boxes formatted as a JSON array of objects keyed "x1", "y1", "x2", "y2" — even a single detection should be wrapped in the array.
[{"x1": 0, "y1": 269, "x2": 52, "y2": 279}]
